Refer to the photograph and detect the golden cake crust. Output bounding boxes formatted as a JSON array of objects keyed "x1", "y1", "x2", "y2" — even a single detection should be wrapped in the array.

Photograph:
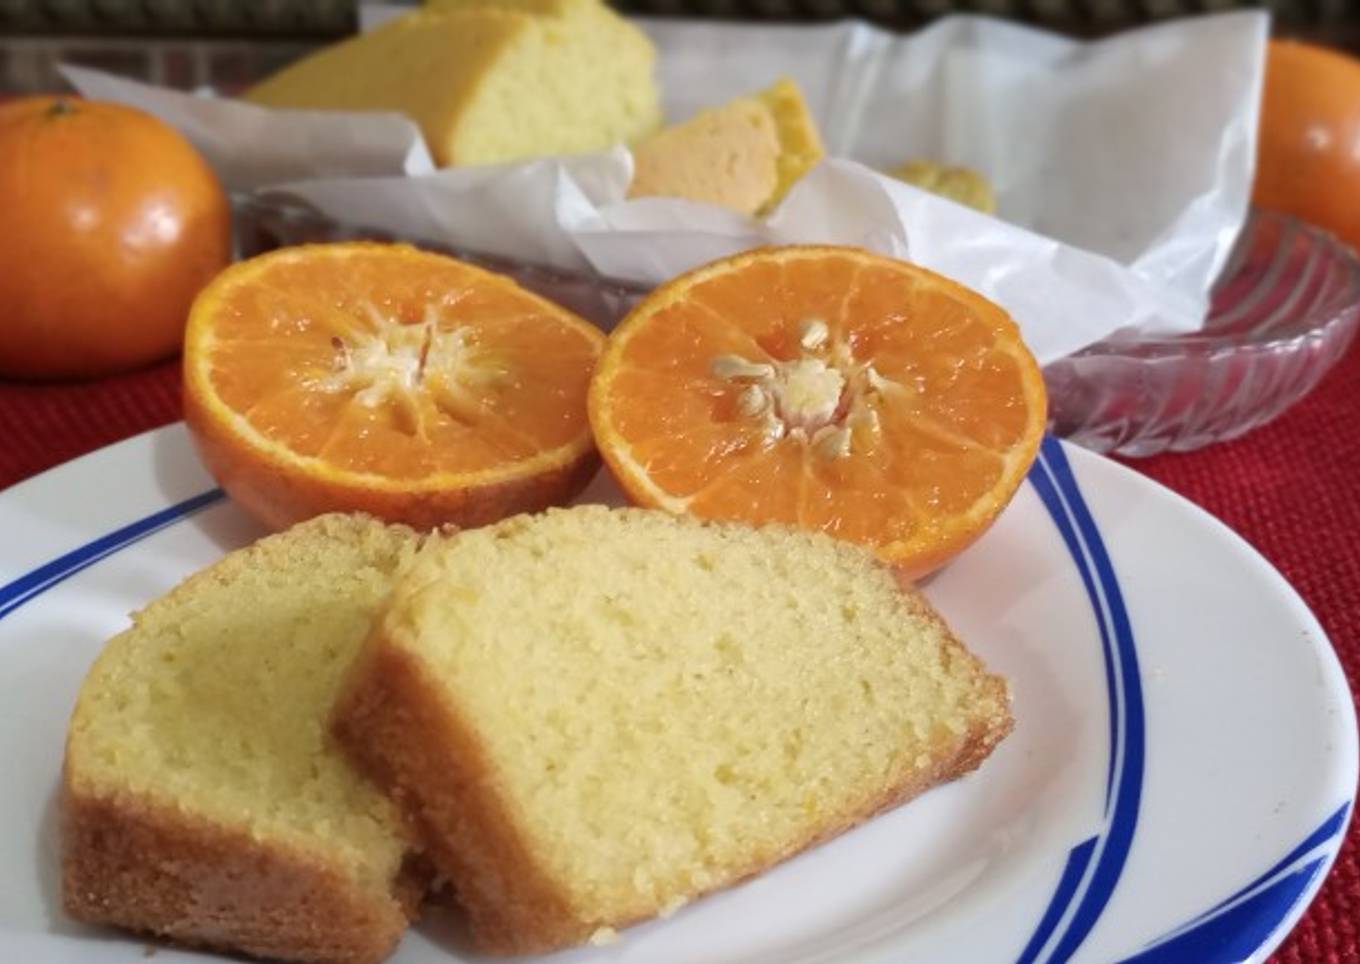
[
  {"x1": 333, "y1": 640, "x2": 578, "y2": 953},
  {"x1": 333, "y1": 576, "x2": 1013, "y2": 955},
  {"x1": 61, "y1": 778, "x2": 428, "y2": 964}
]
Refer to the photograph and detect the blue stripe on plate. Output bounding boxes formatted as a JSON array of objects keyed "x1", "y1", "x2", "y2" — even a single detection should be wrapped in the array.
[
  {"x1": 1020, "y1": 438, "x2": 1349, "y2": 963},
  {"x1": 1029, "y1": 447, "x2": 1122, "y2": 804},
  {"x1": 1117, "y1": 858, "x2": 1329, "y2": 963},
  {"x1": 1016, "y1": 837, "x2": 1099, "y2": 964},
  {"x1": 0, "y1": 489, "x2": 224, "y2": 622},
  {"x1": 1171, "y1": 800, "x2": 1350, "y2": 936},
  {"x1": 1018, "y1": 437, "x2": 1145, "y2": 964},
  {"x1": 1121, "y1": 802, "x2": 1351, "y2": 962}
]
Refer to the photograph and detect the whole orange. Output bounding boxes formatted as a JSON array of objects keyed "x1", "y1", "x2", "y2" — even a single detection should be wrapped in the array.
[
  {"x1": 0, "y1": 97, "x2": 231, "y2": 380},
  {"x1": 1254, "y1": 40, "x2": 1360, "y2": 250}
]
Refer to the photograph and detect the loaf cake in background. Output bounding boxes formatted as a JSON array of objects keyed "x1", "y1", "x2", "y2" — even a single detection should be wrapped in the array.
[
  {"x1": 629, "y1": 77, "x2": 825, "y2": 214},
  {"x1": 62, "y1": 514, "x2": 428, "y2": 964},
  {"x1": 245, "y1": 0, "x2": 661, "y2": 167},
  {"x1": 334, "y1": 505, "x2": 1012, "y2": 954}
]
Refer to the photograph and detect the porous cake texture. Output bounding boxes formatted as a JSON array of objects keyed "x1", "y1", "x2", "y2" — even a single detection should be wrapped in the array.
[
  {"x1": 335, "y1": 505, "x2": 1012, "y2": 954},
  {"x1": 63, "y1": 514, "x2": 427, "y2": 964},
  {"x1": 629, "y1": 94, "x2": 782, "y2": 213}
]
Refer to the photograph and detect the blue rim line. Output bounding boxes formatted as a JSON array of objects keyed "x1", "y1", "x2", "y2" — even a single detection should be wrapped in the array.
[
  {"x1": 1122, "y1": 800, "x2": 1351, "y2": 961},
  {"x1": 1019, "y1": 438, "x2": 1349, "y2": 964},
  {"x1": 0, "y1": 489, "x2": 224, "y2": 622},
  {"x1": 1162, "y1": 800, "x2": 1350, "y2": 941},
  {"x1": 1017, "y1": 436, "x2": 1145, "y2": 964},
  {"x1": 1120, "y1": 854, "x2": 1334, "y2": 962}
]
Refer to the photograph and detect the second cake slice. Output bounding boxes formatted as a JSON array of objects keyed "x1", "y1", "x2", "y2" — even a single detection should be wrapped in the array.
[{"x1": 334, "y1": 505, "x2": 1011, "y2": 954}]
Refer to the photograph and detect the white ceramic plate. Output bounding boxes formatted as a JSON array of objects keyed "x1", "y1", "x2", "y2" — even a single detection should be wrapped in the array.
[{"x1": 0, "y1": 425, "x2": 1354, "y2": 964}]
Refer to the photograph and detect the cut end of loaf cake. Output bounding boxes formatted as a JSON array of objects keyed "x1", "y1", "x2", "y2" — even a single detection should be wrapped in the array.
[
  {"x1": 335, "y1": 505, "x2": 1012, "y2": 954},
  {"x1": 628, "y1": 95, "x2": 782, "y2": 213},
  {"x1": 628, "y1": 76, "x2": 824, "y2": 214},
  {"x1": 63, "y1": 513, "x2": 427, "y2": 964}
]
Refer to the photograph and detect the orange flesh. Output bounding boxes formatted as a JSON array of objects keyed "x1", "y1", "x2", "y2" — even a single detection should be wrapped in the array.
[
  {"x1": 591, "y1": 246, "x2": 1046, "y2": 567},
  {"x1": 198, "y1": 247, "x2": 601, "y2": 482}
]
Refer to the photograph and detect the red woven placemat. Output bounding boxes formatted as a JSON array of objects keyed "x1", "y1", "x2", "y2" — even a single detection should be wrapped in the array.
[
  {"x1": 0, "y1": 358, "x2": 182, "y2": 489},
  {"x1": 1, "y1": 342, "x2": 1357, "y2": 961}
]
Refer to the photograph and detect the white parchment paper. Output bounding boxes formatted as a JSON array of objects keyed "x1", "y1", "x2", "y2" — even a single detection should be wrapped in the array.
[{"x1": 64, "y1": 11, "x2": 1267, "y2": 362}]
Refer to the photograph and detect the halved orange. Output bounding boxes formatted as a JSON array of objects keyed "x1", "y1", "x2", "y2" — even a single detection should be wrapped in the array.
[
  {"x1": 184, "y1": 242, "x2": 605, "y2": 531},
  {"x1": 588, "y1": 245, "x2": 1047, "y2": 579}
]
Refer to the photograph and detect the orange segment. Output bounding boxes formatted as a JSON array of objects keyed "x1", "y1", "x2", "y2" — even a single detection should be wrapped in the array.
[
  {"x1": 589, "y1": 245, "x2": 1046, "y2": 579},
  {"x1": 184, "y1": 242, "x2": 605, "y2": 531},
  {"x1": 686, "y1": 435, "x2": 806, "y2": 526}
]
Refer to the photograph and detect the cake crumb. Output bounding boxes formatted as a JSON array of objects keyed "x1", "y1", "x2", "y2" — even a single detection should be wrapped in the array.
[
  {"x1": 659, "y1": 896, "x2": 690, "y2": 919},
  {"x1": 588, "y1": 927, "x2": 621, "y2": 946}
]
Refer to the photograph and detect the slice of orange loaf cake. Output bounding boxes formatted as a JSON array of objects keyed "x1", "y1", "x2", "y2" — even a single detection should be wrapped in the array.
[
  {"x1": 334, "y1": 505, "x2": 1012, "y2": 954},
  {"x1": 245, "y1": 0, "x2": 661, "y2": 167},
  {"x1": 63, "y1": 514, "x2": 427, "y2": 964}
]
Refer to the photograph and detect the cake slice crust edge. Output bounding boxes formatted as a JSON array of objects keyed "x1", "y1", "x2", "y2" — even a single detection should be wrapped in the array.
[
  {"x1": 61, "y1": 777, "x2": 428, "y2": 964},
  {"x1": 333, "y1": 637, "x2": 580, "y2": 954}
]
